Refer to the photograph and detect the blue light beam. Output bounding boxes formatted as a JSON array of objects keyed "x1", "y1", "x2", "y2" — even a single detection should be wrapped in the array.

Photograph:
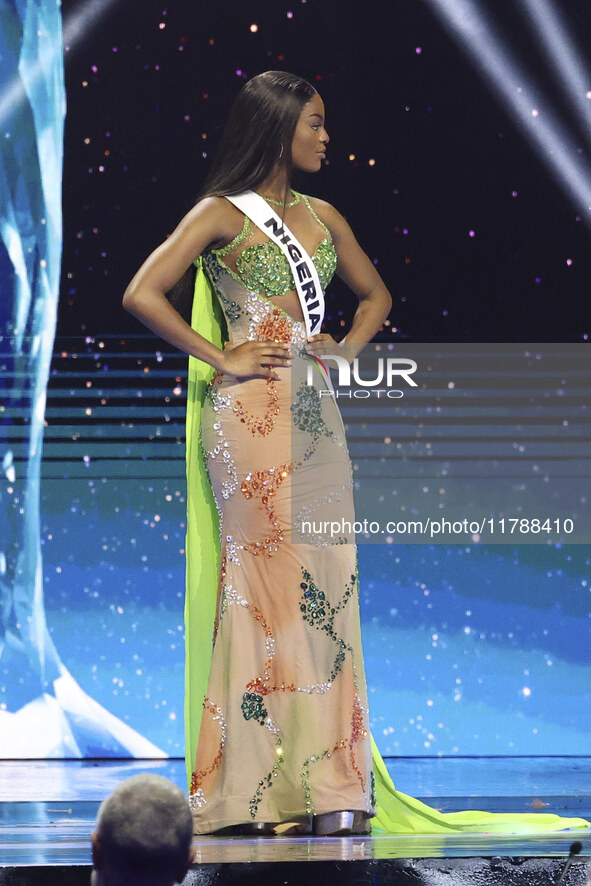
[
  {"x1": 424, "y1": 0, "x2": 591, "y2": 226},
  {"x1": 520, "y1": 0, "x2": 591, "y2": 144}
]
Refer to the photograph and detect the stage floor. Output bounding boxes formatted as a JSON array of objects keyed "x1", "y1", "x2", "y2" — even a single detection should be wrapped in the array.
[{"x1": 0, "y1": 757, "x2": 589, "y2": 871}]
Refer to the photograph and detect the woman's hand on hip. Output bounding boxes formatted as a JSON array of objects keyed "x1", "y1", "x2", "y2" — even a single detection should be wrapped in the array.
[
  {"x1": 220, "y1": 340, "x2": 291, "y2": 380},
  {"x1": 304, "y1": 333, "x2": 356, "y2": 367},
  {"x1": 304, "y1": 333, "x2": 338, "y2": 358}
]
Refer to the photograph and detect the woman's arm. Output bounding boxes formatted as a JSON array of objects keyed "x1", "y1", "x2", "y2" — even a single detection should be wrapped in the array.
[
  {"x1": 123, "y1": 197, "x2": 291, "y2": 378},
  {"x1": 306, "y1": 197, "x2": 393, "y2": 359}
]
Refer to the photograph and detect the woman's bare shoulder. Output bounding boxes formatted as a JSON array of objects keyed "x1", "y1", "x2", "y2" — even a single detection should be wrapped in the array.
[
  {"x1": 179, "y1": 195, "x2": 246, "y2": 249},
  {"x1": 183, "y1": 195, "x2": 243, "y2": 226},
  {"x1": 303, "y1": 195, "x2": 353, "y2": 240}
]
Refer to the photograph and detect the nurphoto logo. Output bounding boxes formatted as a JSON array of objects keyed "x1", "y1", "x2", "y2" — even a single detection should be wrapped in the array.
[{"x1": 305, "y1": 353, "x2": 418, "y2": 398}]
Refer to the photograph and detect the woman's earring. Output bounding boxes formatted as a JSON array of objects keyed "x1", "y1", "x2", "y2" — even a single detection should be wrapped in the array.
[{"x1": 278, "y1": 143, "x2": 284, "y2": 160}]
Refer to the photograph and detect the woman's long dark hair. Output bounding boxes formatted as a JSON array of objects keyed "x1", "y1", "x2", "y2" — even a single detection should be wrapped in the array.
[
  {"x1": 202, "y1": 71, "x2": 317, "y2": 198},
  {"x1": 167, "y1": 71, "x2": 317, "y2": 320}
]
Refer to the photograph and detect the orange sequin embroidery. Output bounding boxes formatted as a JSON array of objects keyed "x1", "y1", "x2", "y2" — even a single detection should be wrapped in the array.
[
  {"x1": 252, "y1": 308, "x2": 294, "y2": 344},
  {"x1": 233, "y1": 377, "x2": 280, "y2": 437},
  {"x1": 190, "y1": 698, "x2": 227, "y2": 796},
  {"x1": 240, "y1": 462, "x2": 302, "y2": 557}
]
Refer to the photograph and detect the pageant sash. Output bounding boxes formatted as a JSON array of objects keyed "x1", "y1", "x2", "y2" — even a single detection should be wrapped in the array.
[{"x1": 225, "y1": 190, "x2": 325, "y2": 338}]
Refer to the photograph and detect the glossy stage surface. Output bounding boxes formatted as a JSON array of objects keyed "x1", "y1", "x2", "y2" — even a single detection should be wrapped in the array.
[{"x1": 0, "y1": 757, "x2": 589, "y2": 884}]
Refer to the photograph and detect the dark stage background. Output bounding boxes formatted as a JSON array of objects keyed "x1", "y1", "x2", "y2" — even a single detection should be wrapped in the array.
[{"x1": 60, "y1": 0, "x2": 591, "y2": 342}]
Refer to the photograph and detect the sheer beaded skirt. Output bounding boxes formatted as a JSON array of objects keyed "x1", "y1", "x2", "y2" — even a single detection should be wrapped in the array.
[
  {"x1": 188, "y1": 243, "x2": 375, "y2": 832},
  {"x1": 185, "y1": 214, "x2": 591, "y2": 838}
]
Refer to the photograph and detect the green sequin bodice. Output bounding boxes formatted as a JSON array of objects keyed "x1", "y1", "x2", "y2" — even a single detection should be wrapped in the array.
[
  {"x1": 234, "y1": 237, "x2": 335, "y2": 299},
  {"x1": 211, "y1": 193, "x2": 337, "y2": 300}
]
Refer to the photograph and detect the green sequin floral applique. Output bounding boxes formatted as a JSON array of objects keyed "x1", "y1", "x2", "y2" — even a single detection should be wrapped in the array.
[
  {"x1": 300, "y1": 749, "x2": 330, "y2": 815},
  {"x1": 204, "y1": 254, "x2": 243, "y2": 323},
  {"x1": 235, "y1": 242, "x2": 293, "y2": 300},
  {"x1": 311, "y1": 239, "x2": 337, "y2": 289},
  {"x1": 291, "y1": 380, "x2": 335, "y2": 460},
  {"x1": 241, "y1": 692, "x2": 268, "y2": 724},
  {"x1": 248, "y1": 737, "x2": 284, "y2": 818},
  {"x1": 299, "y1": 567, "x2": 357, "y2": 682}
]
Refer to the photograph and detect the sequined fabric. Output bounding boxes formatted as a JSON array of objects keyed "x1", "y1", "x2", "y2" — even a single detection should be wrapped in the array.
[
  {"x1": 210, "y1": 193, "x2": 337, "y2": 302},
  {"x1": 189, "y1": 198, "x2": 374, "y2": 833},
  {"x1": 234, "y1": 238, "x2": 336, "y2": 299}
]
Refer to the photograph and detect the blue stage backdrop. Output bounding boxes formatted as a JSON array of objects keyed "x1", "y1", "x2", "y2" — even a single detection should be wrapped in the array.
[{"x1": 29, "y1": 338, "x2": 590, "y2": 757}]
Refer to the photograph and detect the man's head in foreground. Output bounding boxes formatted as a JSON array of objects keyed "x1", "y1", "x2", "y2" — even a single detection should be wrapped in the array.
[{"x1": 91, "y1": 774, "x2": 194, "y2": 886}]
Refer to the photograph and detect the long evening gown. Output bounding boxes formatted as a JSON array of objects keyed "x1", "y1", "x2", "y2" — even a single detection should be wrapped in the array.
[{"x1": 184, "y1": 192, "x2": 589, "y2": 836}]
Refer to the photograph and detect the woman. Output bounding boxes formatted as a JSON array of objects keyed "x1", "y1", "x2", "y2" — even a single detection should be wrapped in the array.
[{"x1": 124, "y1": 71, "x2": 589, "y2": 838}]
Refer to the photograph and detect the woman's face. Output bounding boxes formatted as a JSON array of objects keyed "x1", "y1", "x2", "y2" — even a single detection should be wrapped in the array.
[{"x1": 290, "y1": 93, "x2": 329, "y2": 173}]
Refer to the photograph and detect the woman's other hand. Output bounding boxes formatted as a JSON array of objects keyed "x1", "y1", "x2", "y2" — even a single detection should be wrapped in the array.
[{"x1": 305, "y1": 333, "x2": 357, "y2": 367}]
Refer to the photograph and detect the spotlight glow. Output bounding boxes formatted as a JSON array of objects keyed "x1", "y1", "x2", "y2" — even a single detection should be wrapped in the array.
[
  {"x1": 425, "y1": 0, "x2": 591, "y2": 225},
  {"x1": 0, "y1": 0, "x2": 119, "y2": 126},
  {"x1": 520, "y1": 0, "x2": 591, "y2": 139}
]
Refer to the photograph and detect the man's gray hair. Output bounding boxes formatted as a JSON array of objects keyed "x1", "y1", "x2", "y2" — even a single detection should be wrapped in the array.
[{"x1": 94, "y1": 774, "x2": 193, "y2": 884}]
